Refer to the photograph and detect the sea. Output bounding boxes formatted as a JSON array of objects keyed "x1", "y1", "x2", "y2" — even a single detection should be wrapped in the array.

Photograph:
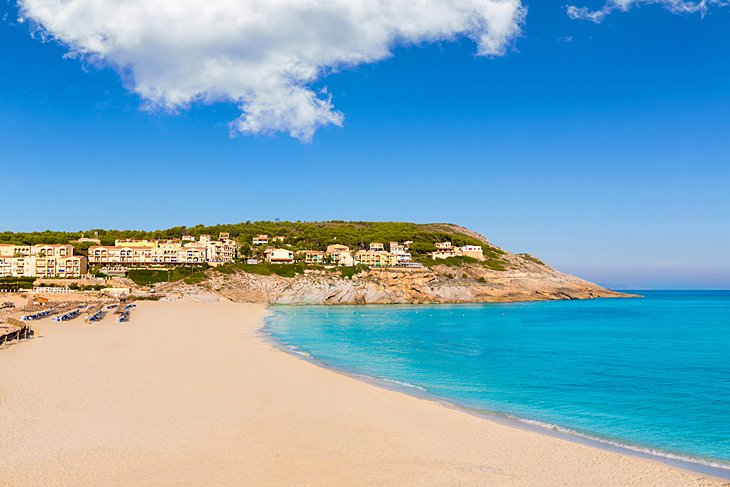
[{"x1": 263, "y1": 291, "x2": 730, "y2": 475}]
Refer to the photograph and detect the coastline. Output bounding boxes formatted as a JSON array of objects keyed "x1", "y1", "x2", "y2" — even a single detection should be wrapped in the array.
[
  {"x1": 260, "y1": 318, "x2": 729, "y2": 479},
  {"x1": 1, "y1": 299, "x2": 726, "y2": 486}
]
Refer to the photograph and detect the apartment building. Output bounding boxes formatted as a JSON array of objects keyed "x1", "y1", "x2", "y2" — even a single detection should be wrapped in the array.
[
  {"x1": 302, "y1": 251, "x2": 326, "y2": 265},
  {"x1": 0, "y1": 244, "x2": 87, "y2": 278},
  {"x1": 432, "y1": 241, "x2": 484, "y2": 260},
  {"x1": 89, "y1": 234, "x2": 238, "y2": 268},
  {"x1": 0, "y1": 244, "x2": 25, "y2": 257},
  {"x1": 89, "y1": 240, "x2": 205, "y2": 266},
  {"x1": 0, "y1": 254, "x2": 33, "y2": 277},
  {"x1": 325, "y1": 244, "x2": 354, "y2": 266},
  {"x1": 369, "y1": 242, "x2": 385, "y2": 252},
  {"x1": 326, "y1": 244, "x2": 350, "y2": 255},
  {"x1": 55, "y1": 255, "x2": 87, "y2": 278},
  {"x1": 432, "y1": 241, "x2": 457, "y2": 260},
  {"x1": 252, "y1": 234, "x2": 269, "y2": 245},
  {"x1": 355, "y1": 250, "x2": 397, "y2": 268},
  {"x1": 188, "y1": 233, "x2": 237, "y2": 264},
  {"x1": 388, "y1": 242, "x2": 413, "y2": 264},
  {"x1": 389, "y1": 242, "x2": 405, "y2": 253},
  {"x1": 264, "y1": 248, "x2": 294, "y2": 264}
]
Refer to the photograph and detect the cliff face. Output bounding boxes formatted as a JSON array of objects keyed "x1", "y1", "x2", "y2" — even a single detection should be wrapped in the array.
[{"x1": 163, "y1": 261, "x2": 626, "y2": 305}]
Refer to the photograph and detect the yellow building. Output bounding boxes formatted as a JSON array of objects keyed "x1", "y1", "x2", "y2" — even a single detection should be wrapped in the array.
[
  {"x1": 90, "y1": 237, "x2": 236, "y2": 267},
  {"x1": 326, "y1": 244, "x2": 350, "y2": 255},
  {"x1": 432, "y1": 241, "x2": 457, "y2": 260},
  {"x1": 355, "y1": 250, "x2": 397, "y2": 268},
  {"x1": 90, "y1": 240, "x2": 194, "y2": 266},
  {"x1": 114, "y1": 239, "x2": 156, "y2": 248},
  {"x1": 0, "y1": 244, "x2": 29, "y2": 257},
  {"x1": 56, "y1": 255, "x2": 87, "y2": 277},
  {"x1": 208, "y1": 237, "x2": 238, "y2": 263},
  {"x1": 302, "y1": 251, "x2": 326, "y2": 265},
  {"x1": 0, "y1": 244, "x2": 87, "y2": 278},
  {"x1": 89, "y1": 245, "x2": 153, "y2": 265},
  {"x1": 252, "y1": 234, "x2": 269, "y2": 245},
  {"x1": 264, "y1": 248, "x2": 294, "y2": 264}
]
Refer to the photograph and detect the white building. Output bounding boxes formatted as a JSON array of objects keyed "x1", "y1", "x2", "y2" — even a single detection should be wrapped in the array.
[
  {"x1": 388, "y1": 242, "x2": 412, "y2": 264},
  {"x1": 459, "y1": 245, "x2": 484, "y2": 260},
  {"x1": 389, "y1": 242, "x2": 405, "y2": 253},
  {"x1": 369, "y1": 242, "x2": 385, "y2": 252},
  {"x1": 185, "y1": 235, "x2": 238, "y2": 265},
  {"x1": 393, "y1": 250, "x2": 413, "y2": 265},
  {"x1": 326, "y1": 244, "x2": 354, "y2": 267}
]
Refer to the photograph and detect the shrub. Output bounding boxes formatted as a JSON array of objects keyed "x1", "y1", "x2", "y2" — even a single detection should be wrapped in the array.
[
  {"x1": 127, "y1": 267, "x2": 207, "y2": 285},
  {"x1": 235, "y1": 263, "x2": 306, "y2": 278},
  {"x1": 184, "y1": 273, "x2": 207, "y2": 285},
  {"x1": 340, "y1": 264, "x2": 368, "y2": 279},
  {"x1": 214, "y1": 265, "x2": 237, "y2": 274},
  {"x1": 483, "y1": 260, "x2": 506, "y2": 271},
  {"x1": 518, "y1": 253, "x2": 546, "y2": 266}
]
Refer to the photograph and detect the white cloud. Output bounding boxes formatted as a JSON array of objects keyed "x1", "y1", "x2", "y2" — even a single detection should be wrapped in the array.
[
  {"x1": 567, "y1": 0, "x2": 729, "y2": 23},
  {"x1": 19, "y1": 0, "x2": 525, "y2": 142}
]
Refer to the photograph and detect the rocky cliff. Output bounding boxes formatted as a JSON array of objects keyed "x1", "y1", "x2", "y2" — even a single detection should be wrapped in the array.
[{"x1": 169, "y1": 265, "x2": 623, "y2": 305}]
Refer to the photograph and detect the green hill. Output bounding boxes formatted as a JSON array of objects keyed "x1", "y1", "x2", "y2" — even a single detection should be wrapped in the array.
[{"x1": 0, "y1": 221, "x2": 499, "y2": 257}]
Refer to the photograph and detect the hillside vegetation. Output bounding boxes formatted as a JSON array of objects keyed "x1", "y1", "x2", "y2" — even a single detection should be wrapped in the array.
[{"x1": 0, "y1": 221, "x2": 503, "y2": 258}]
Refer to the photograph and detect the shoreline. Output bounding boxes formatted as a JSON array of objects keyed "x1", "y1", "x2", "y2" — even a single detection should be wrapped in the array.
[
  {"x1": 1, "y1": 299, "x2": 727, "y2": 486},
  {"x1": 258, "y1": 291, "x2": 642, "y2": 306},
  {"x1": 260, "y1": 319, "x2": 730, "y2": 479}
]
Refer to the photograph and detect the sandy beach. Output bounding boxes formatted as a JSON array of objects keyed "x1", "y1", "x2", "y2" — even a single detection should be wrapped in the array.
[{"x1": 0, "y1": 300, "x2": 726, "y2": 486}]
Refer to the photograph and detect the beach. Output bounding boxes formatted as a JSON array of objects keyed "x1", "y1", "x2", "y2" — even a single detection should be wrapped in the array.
[{"x1": 0, "y1": 300, "x2": 726, "y2": 487}]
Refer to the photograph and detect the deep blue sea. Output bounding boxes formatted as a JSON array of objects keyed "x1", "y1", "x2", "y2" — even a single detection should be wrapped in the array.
[{"x1": 264, "y1": 291, "x2": 730, "y2": 471}]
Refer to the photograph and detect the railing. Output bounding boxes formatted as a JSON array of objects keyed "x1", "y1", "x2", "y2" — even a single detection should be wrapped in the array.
[{"x1": 0, "y1": 325, "x2": 33, "y2": 345}]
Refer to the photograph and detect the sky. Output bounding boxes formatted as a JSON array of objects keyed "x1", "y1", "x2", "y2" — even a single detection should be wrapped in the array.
[{"x1": 0, "y1": 0, "x2": 729, "y2": 289}]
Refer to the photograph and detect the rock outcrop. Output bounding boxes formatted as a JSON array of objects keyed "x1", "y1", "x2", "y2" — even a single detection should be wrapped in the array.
[{"x1": 162, "y1": 262, "x2": 628, "y2": 305}]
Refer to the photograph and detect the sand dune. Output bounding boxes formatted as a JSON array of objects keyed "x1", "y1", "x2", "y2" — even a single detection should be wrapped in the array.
[{"x1": 0, "y1": 301, "x2": 726, "y2": 486}]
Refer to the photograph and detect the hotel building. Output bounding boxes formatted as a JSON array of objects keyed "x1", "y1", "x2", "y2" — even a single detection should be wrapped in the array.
[
  {"x1": 0, "y1": 244, "x2": 88, "y2": 278},
  {"x1": 89, "y1": 240, "x2": 206, "y2": 267}
]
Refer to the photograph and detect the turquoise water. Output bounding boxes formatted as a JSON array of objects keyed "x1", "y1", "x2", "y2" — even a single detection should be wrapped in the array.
[{"x1": 264, "y1": 291, "x2": 730, "y2": 470}]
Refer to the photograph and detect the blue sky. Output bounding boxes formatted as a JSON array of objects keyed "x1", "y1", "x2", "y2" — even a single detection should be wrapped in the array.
[{"x1": 1, "y1": 1, "x2": 729, "y2": 289}]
